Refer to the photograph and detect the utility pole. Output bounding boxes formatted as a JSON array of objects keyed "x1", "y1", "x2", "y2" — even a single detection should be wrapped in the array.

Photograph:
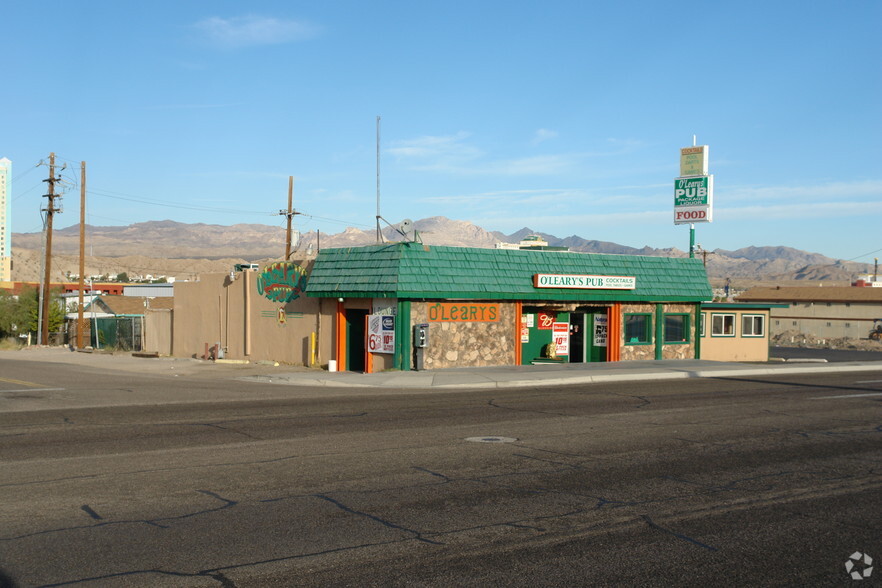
[
  {"x1": 694, "y1": 244, "x2": 714, "y2": 268},
  {"x1": 40, "y1": 153, "x2": 62, "y2": 345},
  {"x1": 77, "y1": 161, "x2": 86, "y2": 349},
  {"x1": 278, "y1": 176, "x2": 300, "y2": 259}
]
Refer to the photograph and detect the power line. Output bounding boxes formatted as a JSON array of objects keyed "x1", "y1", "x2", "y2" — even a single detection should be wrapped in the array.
[
  {"x1": 87, "y1": 187, "x2": 271, "y2": 216},
  {"x1": 844, "y1": 247, "x2": 882, "y2": 263}
]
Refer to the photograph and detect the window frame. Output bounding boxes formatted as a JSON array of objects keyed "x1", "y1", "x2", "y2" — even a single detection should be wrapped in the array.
[
  {"x1": 624, "y1": 313, "x2": 653, "y2": 345},
  {"x1": 663, "y1": 313, "x2": 690, "y2": 344},
  {"x1": 741, "y1": 314, "x2": 765, "y2": 337},
  {"x1": 710, "y1": 313, "x2": 736, "y2": 337}
]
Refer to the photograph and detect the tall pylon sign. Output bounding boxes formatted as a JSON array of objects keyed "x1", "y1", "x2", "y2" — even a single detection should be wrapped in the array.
[
  {"x1": 0, "y1": 158, "x2": 11, "y2": 282},
  {"x1": 674, "y1": 145, "x2": 713, "y2": 225}
]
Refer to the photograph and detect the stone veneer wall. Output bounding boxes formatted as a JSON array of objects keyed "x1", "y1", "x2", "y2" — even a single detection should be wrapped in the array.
[
  {"x1": 411, "y1": 301, "x2": 516, "y2": 369},
  {"x1": 618, "y1": 303, "x2": 696, "y2": 361}
]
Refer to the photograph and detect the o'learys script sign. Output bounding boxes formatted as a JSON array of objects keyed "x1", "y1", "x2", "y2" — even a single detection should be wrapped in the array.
[{"x1": 533, "y1": 274, "x2": 636, "y2": 289}]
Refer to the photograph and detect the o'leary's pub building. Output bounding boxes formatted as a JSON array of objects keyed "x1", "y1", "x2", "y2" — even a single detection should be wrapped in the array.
[{"x1": 305, "y1": 242, "x2": 713, "y2": 372}]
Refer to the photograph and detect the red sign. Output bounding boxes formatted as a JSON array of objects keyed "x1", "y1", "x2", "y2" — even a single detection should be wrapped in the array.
[
  {"x1": 552, "y1": 322, "x2": 569, "y2": 356},
  {"x1": 537, "y1": 312, "x2": 555, "y2": 329}
]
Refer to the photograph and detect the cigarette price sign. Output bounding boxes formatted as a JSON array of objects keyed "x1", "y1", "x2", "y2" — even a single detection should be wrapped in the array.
[{"x1": 367, "y1": 314, "x2": 395, "y2": 354}]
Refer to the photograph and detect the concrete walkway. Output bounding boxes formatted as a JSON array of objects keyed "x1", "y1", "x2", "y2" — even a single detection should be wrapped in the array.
[{"x1": 4, "y1": 347, "x2": 882, "y2": 391}]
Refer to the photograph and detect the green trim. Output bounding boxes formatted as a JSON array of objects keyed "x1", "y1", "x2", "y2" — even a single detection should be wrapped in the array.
[
  {"x1": 662, "y1": 313, "x2": 690, "y2": 344},
  {"x1": 396, "y1": 300, "x2": 412, "y2": 370},
  {"x1": 710, "y1": 312, "x2": 736, "y2": 337},
  {"x1": 694, "y1": 306, "x2": 702, "y2": 358},
  {"x1": 701, "y1": 302, "x2": 789, "y2": 309},
  {"x1": 654, "y1": 305, "x2": 664, "y2": 360},
  {"x1": 741, "y1": 313, "x2": 766, "y2": 338},
  {"x1": 624, "y1": 313, "x2": 653, "y2": 346}
]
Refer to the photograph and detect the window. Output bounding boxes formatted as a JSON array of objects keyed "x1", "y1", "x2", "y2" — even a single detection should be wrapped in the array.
[
  {"x1": 742, "y1": 314, "x2": 765, "y2": 337},
  {"x1": 700, "y1": 312, "x2": 706, "y2": 337},
  {"x1": 624, "y1": 313, "x2": 652, "y2": 344},
  {"x1": 664, "y1": 314, "x2": 690, "y2": 343},
  {"x1": 711, "y1": 313, "x2": 735, "y2": 336}
]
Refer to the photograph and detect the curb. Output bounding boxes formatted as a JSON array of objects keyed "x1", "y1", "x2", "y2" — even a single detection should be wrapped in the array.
[{"x1": 249, "y1": 361, "x2": 882, "y2": 389}]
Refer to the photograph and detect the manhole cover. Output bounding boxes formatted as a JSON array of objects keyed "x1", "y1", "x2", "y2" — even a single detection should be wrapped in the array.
[{"x1": 464, "y1": 436, "x2": 517, "y2": 444}]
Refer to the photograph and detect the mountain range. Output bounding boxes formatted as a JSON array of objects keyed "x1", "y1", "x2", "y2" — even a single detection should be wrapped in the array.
[{"x1": 10, "y1": 217, "x2": 870, "y2": 285}]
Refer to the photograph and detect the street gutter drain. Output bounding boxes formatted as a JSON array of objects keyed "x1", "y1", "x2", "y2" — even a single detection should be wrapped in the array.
[{"x1": 465, "y1": 436, "x2": 517, "y2": 444}]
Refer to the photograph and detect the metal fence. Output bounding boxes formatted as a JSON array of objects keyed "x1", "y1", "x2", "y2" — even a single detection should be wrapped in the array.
[{"x1": 91, "y1": 317, "x2": 143, "y2": 351}]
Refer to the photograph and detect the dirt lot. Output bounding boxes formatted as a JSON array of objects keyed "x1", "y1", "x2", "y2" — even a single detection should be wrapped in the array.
[{"x1": 771, "y1": 329, "x2": 882, "y2": 351}]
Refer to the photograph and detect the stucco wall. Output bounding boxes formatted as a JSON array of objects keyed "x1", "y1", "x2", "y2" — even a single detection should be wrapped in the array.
[
  {"x1": 411, "y1": 301, "x2": 516, "y2": 369},
  {"x1": 700, "y1": 309, "x2": 770, "y2": 362},
  {"x1": 173, "y1": 269, "x2": 333, "y2": 366},
  {"x1": 144, "y1": 309, "x2": 172, "y2": 356}
]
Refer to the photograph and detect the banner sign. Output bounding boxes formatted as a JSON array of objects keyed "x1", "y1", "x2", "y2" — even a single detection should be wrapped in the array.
[
  {"x1": 674, "y1": 175, "x2": 714, "y2": 224},
  {"x1": 537, "y1": 312, "x2": 555, "y2": 329},
  {"x1": 534, "y1": 274, "x2": 636, "y2": 290},
  {"x1": 427, "y1": 302, "x2": 499, "y2": 322},
  {"x1": 680, "y1": 145, "x2": 709, "y2": 176},
  {"x1": 367, "y1": 314, "x2": 395, "y2": 354},
  {"x1": 520, "y1": 316, "x2": 530, "y2": 343},
  {"x1": 552, "y1": 322, "x2": 569, "y2": 356},
  {"x1": 593, "y1": 315, "x2": 608, "y2": 347}
]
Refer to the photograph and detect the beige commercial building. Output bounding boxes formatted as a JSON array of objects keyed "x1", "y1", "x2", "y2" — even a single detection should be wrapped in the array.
[{"x1": 737, "y1": 286, "x2": 882, "y2": 340}]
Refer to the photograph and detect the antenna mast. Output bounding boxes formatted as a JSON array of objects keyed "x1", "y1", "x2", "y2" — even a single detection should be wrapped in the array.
[{"x1": 376, "y1": 115, "x2": 381, "y2": 243}]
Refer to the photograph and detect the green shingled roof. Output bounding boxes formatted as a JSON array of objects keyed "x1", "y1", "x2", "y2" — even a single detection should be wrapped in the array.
[{"x1": 306, "y1": 243, "x2": 712, "y2": 302}]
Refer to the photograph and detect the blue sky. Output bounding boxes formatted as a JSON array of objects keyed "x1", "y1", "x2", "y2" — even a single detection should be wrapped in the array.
[{"x1": 3, "y1": 1, "x2": 880, "y2": 261}]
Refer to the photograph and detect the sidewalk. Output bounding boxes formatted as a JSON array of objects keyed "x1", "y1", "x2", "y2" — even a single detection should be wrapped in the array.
[
  {"x1": 4, "y1": 347, "x2": 882, "y2": 391},
  {"x1": 252, "y1": 358, "x2": 882, "y2": 389}
]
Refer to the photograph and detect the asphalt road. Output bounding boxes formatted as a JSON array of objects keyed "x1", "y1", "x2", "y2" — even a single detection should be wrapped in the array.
[
  {"x1": 1, "y1": 359, "x2": 881, "y2": 587},
  {"x1": 771, "y1": 346, "x2": 882, "y2": 362}
]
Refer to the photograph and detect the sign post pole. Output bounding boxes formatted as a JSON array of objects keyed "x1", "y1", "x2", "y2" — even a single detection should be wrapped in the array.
[
  {"x1": 675, "y1": 143, "x2": 712, "y2": 254},
  {"x1": 690, "y1": 223, "x2": 695, "y2": 259}
]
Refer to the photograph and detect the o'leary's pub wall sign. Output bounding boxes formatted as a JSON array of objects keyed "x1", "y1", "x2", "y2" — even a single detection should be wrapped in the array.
[
  {"x1": 428, "y1": 302, "x2": 500, "y2": 322},
  {"x1": 533, "y1": 274, "x2": 636, "y2": 290}
]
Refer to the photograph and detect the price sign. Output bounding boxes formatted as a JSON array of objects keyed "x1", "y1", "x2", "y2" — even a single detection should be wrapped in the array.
[{"x1": 552, "y1": 322, "x2": 569, "y2": 356}]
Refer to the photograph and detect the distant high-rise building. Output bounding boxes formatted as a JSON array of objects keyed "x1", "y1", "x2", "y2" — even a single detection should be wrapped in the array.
[{"x1": 0, "y1": 158, "x2": 10, "y2": 282}]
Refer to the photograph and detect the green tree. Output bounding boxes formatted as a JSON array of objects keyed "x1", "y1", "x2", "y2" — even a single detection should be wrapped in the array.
[
  {"x1": 116, "y1": 272, "x2": 129, "y2": 283},
  {"x1": 18, "y1": 286, "x2": 66, "y2": 336},
  {"x1": 0, "y1": 291, "x2": 29, "y2": 338}
]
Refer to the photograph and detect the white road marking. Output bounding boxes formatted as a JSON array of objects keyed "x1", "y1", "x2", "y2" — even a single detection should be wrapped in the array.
[{"x1": 813, "y1": 392, "x2": 882, "y2": 399}]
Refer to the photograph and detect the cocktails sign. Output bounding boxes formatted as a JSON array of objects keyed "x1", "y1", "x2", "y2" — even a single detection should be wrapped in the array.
[{"x1": 533, "y1": 274, "x2": 636, "y2": 289}]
